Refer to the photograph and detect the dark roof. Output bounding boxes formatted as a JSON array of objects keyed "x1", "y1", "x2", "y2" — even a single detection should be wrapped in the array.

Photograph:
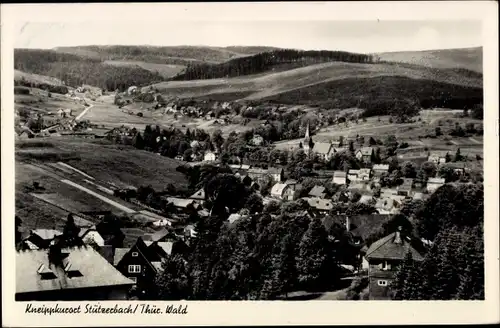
[
  {"x1": 16, "y1": 246, "x2": 134, "y2": 294},
  {"x1": 189, "y1": 188, "x2": 205, "y2": 200},
  {"x1": 365, "y1": 232, "x2": 424, "y2": 261},
  {"x1": 97, "y1": 245, "x2": 115, "y2": 265},
  {"x1": 349, "y1": 214, "x2": 393, "y2": 240}
]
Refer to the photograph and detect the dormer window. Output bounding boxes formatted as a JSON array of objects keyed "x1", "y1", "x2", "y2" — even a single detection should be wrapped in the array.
[
  {"x1": 37, "y1": 264, "x2": 57, "y2": 280},
  {"x1": 132, "y1": 252, "x2": 139, "y2": 257}
]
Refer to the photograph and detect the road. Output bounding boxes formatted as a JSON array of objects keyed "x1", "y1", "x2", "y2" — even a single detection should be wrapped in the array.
[
  {"x1": 60, "y1": 179, "x2": 136, "y2": 214},
  {"x1": 75, "y1": 99, "x2": 94, "y2": 121}
]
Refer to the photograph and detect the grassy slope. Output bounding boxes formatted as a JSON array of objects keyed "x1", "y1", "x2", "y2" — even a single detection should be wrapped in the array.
[
  {"x1": 15, "y1": 138, "x2": 187, "y2": 229},
  {"x1": 14, "y1": 69, "x2": 66, "y2": 86},
  {"x1": 103, "y1": 60, "x2": 186, "y2": 78},
  {"x1": 377, "y1": 47, "x2": 483, "y2": 73},
  {"x1": 148, "y1": 60, "x2": 482, "y2": 100}
]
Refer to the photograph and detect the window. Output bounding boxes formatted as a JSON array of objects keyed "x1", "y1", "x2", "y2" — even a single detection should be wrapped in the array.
[
  {"x1": 128, "y1": 265, "x2": 141, "y2": 273},
  {"x1": 131, "y1": 252, "x2": 139, "y2": 257},
  {"x1": 381, "y1": 261, "x2": 391, "y2": 271},
  {"x1": 378, "y1": 280, "x2": 388, "y2": 286}
]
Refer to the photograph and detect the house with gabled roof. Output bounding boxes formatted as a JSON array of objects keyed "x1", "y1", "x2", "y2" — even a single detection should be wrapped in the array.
[
  {"x1": 426, "y1": 177, "x2": 445, "y2": 193},
  {"x1": 302, "y1": 197, "x2": 333, "y2": 214},
  {"x1": 372, "y1": 164, "x2": 389, "y2": 176},
  {"x1": 311, "y1": 142, "x2": 335, "y2": 161},
  {"x1": 270, "y1": 183, "x2": 295, "y2": 200},
  {"x1": 308, "y1": 185, "x2": 326, "y2": 198},
  {"x1": 332, "y1": 171, "x2": 347, "y2": 185},
  {"x1": 355, "y1": 147, "x2": 374, "y2": 163},
  {"x1": 79, "y1": 227, "x2": 105, "y2": 248},
  {"x1": 16, "y1": 244, "x2": 134, "y2": 301},
  {"x1": 397, "y1": 178, "x2": 414, "y2": 197},
  {"x1": 365, "y1": 227, "x2": 424, "y2": 300},
  {"x1": 268, "y1": 167, "x2": 285, "y2": 183},
  {"x1": 113, "y1": 237, "x2": 179, "y2": 297},
  {"x1": 189, "y1": 188, "x2": 206, "y2": 205},
  {"x1": 21, "y1": 229, "x2": 63, "y2": 250}
]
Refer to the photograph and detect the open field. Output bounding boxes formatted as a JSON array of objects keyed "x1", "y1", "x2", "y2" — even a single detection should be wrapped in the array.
[
  {"x1": 148, "y1": 60, "x2": 482, "y2": 101},
  {"x1": 377, "y1": 47, "x2": 483, "y2": 73},
  {"x1": 273, "y1": 109, "x2": 483, "y2": 156},
  {"x1": 103, "y1": 60, "x2": 186, "y2": 78}
]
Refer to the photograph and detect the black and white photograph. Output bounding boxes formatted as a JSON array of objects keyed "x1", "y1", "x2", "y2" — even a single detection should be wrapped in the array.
[{"x1": 2, "y1": 1, "x2": 498, "y2": 326}]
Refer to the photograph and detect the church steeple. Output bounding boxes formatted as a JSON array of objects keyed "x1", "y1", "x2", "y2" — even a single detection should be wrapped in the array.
[
  {"x1": 303, "y1": 123, "x2": 312, "y2": 152},
  {"x1": 304, "y1": 123, "x2": 310, "y2": 139}
]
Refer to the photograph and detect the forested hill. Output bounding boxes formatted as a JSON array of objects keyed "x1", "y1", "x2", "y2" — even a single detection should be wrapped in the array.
[
  {"x1": 14, "y1": 49, "x2": 165, "y2": 91},
  {"x1": 170, "y1": 49, "x2": 376, "y2": 81}
]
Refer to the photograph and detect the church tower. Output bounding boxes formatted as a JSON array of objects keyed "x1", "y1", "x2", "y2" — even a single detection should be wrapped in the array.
[{"x1": 303, "y1": 123, "x2": 312, "y2": 153}]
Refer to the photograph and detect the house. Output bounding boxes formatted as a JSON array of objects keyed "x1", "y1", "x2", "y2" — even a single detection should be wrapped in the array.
[
  {"x1": 332, "y1": 171, "x2": 347, "y2": 185},
  {"x1": 16, "y1": 245, "x2": 134, "y2": 301},
  {"x1": 228, "y1": 213, "x2": 242, "y2": 224},
  {"x1": 355, "y1": 147, "x2": 374, "y2": 163},
  {"x1": 79, "y1": 227, "x2": 105, "y2": 248},
  {"x1": 397, "y1": 178, "x2": 413, "y2": 197},
  {"x1": 204, "y1": 151, "x2": 217, "y2": 162},
  {"x1": 375, "y1": 197, "x2": 402, "y2": 215},
  {"x1": 365, "y1": 228, "x2": 424, "y2": 300},
  {"x1": 114, "y1": 237, "x2": 177, "y2": 296},
  {"x1": 348, "y1": 168, "x2": 371, "y2": 182},
  {"x1": 311, "y1": 142, "x2": 334, "y2": 161},
  {"x1": 189, "y1": 188, "x2": 206, "y2": 204},
  {"x1": 426, "y1": 177, "x2": 445, "y2": 193},
  {"x1": 428, "y1": 152, "x2": 447, "y2": 165},
  {"x1": 21, "y1": 229, "x2": 63, "y2": 250},
  {"x1": 127, "y1": 86, "x2": 138, "y2": 95},
  {"x1": 268, "y1": 167, "x2": 284, "y2": 183},
  {"x1": 358, "y1": 195, "x2": 374, "y2": 205},
  {"x1": 144, "y1": 227, "x2": 177, "y2": 243},
  {"x1": 251, "y1": 134, "x2": 264, "y2": 146},
  {"x1": 164, "y1": 197, "x2": 197, "y2": 211},
  {"x1": 270, "y1": 183, "x2": 295, "y2": 201},
  {"x1": 322, "y1": 214, "x2": 393, "y2": 270},
  {"x1": 308, "y1": 185, "x2": 326, "y2": 198},
  {"x1": 372, "y1": 164, "x2": 389, "y2": 176},
  {"x1": 303, "y1": 197, "x2": 333, "y2": 214}
]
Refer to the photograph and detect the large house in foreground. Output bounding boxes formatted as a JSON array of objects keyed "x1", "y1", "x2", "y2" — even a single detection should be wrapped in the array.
[
  {"x1": 364, "y1": 227, "x2": 424, "y2": 300},
  {"x1": 16, "y1": 245, "x2": 134, "y2": 301}
]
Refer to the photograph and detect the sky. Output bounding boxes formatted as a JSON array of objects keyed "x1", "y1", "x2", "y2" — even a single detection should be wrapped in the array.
[
  {"x1": 14, "y1": 20, "x2": 482, "y2": 53},
  {"x1": 9, "y1": 1, "x2": 483, "y2": 54}
]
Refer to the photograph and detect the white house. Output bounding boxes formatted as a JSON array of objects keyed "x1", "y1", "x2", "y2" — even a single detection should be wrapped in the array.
[
  {"x1": 332, "y1": 171, "x2": 347, "y2": 185},
  {"x1": 311, "y1": 142, "x2": 334, "y2": 161},
  {"x1": 355, "y1": 147, "x2": 374, "y2": 163},
  {"x1": 426, "y1": 177, "x2": 445, "y2": 193},
  {"x1": 372, "y1": 164, "x2": 389, "y2": 176},
  {"x1": 204, "y1": 152, "x2": 217, "y2": 162},
  {"x1": 79, "y1": 228, "x2": 105, "y2": 247},
  {"x1": 270, "y1": 183, "x2": 295, "y2": 201}
]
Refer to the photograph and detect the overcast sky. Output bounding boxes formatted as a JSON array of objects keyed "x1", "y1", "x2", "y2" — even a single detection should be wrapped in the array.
[
  {"x1": 14, "y1": 20, "x2": 482, "y2": 53},
  {"x1": 10, "y1": 2, "x2": 483, "y2": 54}
]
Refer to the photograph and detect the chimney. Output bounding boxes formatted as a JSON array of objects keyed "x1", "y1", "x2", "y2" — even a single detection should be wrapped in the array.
[
  {"x1": 345, "y1": 216, "x2": 350, "y2": 232},
  {"x1": 394, "y1": 226, "x2": 402, "y2": 244}
]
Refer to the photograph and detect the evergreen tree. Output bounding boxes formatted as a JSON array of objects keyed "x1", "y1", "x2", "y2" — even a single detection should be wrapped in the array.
[
  {"x1": 132, "y1": 132, "x2": 145, "y2": 150},
  {"x1": 155, "y1": 255, "x2": 191, "y2": 300},
  {"x1": 63, "y1": 214, "x2": 82, "y2": 247},
  {"x1": 296, "y1": 218, "x2": 332, "y2": 291},
  {"x1": 454, "y1": 148, "x2": 462, "y2": 162},
  {"x1": 275, "y1": 235, "x2": 298, "y2": 299}
]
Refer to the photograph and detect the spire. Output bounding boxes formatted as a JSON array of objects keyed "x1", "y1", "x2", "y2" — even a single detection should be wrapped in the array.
[{"x1": 304, "y1": 123, "x2": 310, "y2": 139}]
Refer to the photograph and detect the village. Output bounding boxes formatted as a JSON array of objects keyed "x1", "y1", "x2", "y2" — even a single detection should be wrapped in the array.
[{"x1": 15, "y1": 91, "x2": 481, "y2": 301}]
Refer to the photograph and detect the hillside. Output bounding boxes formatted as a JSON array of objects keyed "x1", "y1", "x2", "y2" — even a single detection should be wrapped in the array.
[
  {"x1": 148, "y1": 59, "x2": 482, "y2": 107},
  {"x1": 53, "y1": 45, "x2": 252, "y2": 64},
  {"x1": 14, "y1": 49, "x2": 165, "y2": 91},
  {"x1": 15, "y1": 138, "x2": 187, "y2": 229},
  {"x1": 377, "y1": 47, "x2": 483, "y2": 73},
  {"x1": 170, "y1": 49, "x2": 375, "y2": 81}
]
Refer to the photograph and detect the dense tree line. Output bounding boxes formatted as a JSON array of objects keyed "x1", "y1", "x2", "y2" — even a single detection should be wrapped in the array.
[
  {"x1": 155, "y1": 209, "x2": 343, "y2": 300},
  {"x1": 171, "y1": 49, "x2": 375, "y2": 81},
  {"x1": 262, "y1": 76, "x2": 483, "y2": 115},
  {"x1": 14, "y1": 49, "x2": 164, "y2": 91},
  {"x1": 392, "y1": 183, "x2": 484, "y2": 299},
  {"x1": 14, "y1": 78, "x2": 69, "y2": 95}
]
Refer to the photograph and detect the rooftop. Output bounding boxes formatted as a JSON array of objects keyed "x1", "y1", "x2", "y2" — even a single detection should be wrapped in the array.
[
  {"x1": 17, "y1": 246, "x2": 134, "y2": 295},
  {"x1": 365, "y1": 231, "x2": 424, "y2": 261}
]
